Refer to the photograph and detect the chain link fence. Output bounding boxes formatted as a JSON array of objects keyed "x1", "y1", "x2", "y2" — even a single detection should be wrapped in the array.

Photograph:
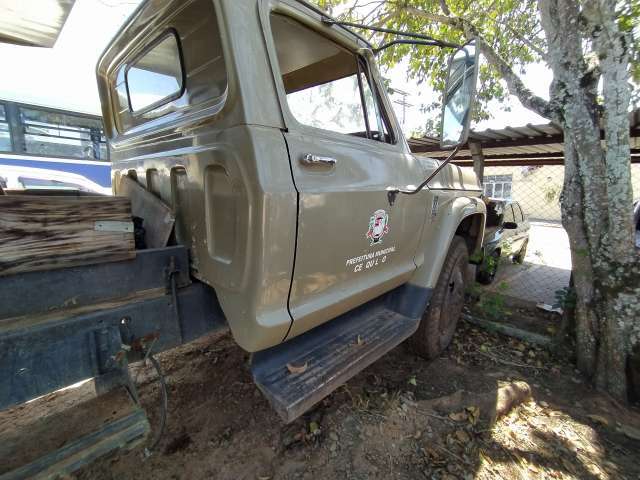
[{"x1": 477, "y1": 164, "x2": 640, "y2": 307}]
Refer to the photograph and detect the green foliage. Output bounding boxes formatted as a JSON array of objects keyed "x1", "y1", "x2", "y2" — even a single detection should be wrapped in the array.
[
  {"x1": 477, "y1": 290, "x2": 511, "y2": 320},
  {"x1": 313, "y1": 0, "x2": 545, "y2": 122},
  {"x1": 467, "y1": 279, "x2": 511, "y2": 320},
  {"x1": 501, "y1": 240, "x2": 514, "y2": 257},
  {"x1": 313, "y1": 0, "x2": 639, "y2": 121},
  {"x1": 553, "y1": 286, "x2": 576, "y2": 310},
  {"x1": 543, "y1": 183, "x2": 561, "y2": 205},
  {"x1": 618, "y1": 0, "x2": 640, "y2": 85}
]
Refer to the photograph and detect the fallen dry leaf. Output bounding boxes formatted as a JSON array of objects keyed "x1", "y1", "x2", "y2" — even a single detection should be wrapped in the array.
[
  {"x1": 449, "y1": 411, "x2": 467, "y2": 422},
  {"x1": 309, "y1": 421, "x2": 320, "y2": 435},
  {"x1": 466, "y1": 406, "x2": 480, "y2": 425},
  {"x1": 422, "y1": 445, "x2": 443, "y2": 462},
  {"x1": 587, "y1": 414, "x2": 610, "y2": 427},
  {"x1": 286, "y1": 362, "x2": 308, "y2": 374},
  {"x1": 455, "y1": 429, "x2": 470, "y2": 443}
]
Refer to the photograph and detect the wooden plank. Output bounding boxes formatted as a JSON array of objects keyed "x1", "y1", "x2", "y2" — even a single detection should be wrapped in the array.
[
  {"x1": 118, "y1": 176, "x2": 175, "y2": 249},
  {"x1": 0, "y1": 386, "x2": 148, "y2": 477},
  {"x1": 0, "y1": 196, "x2": 135, "y2": 277}
]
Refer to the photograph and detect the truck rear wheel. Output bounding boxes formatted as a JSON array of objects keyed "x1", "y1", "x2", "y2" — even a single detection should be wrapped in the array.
[{"x1": 409, "y1": 236, "x2": 468, "y2": 359}]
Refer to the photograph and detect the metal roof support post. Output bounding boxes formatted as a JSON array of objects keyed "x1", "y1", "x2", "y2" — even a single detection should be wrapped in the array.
[{"x1": 469, "y1": 141, "x2": 485, "y2": 184}]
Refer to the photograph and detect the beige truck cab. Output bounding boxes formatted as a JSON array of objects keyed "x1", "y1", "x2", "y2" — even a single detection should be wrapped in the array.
[
  {"x1": 0, "y1": 2, "x2": 486, "y2": 474},
  {"x1": 95, "y1": 0, "x2": 485, "y2": 421}
]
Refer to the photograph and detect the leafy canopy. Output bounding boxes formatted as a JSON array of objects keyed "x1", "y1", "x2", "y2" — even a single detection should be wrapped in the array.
[{"x1": 314, "y1": 0, "x2": 639, "y2": 127}]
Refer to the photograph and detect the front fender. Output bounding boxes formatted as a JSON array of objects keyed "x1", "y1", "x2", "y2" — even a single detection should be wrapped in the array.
[{"x1": 410, "y1": 193, "x2": 485, "y2": 290}]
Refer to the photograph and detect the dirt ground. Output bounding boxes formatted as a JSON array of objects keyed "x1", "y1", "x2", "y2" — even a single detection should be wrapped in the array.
[
  {"x1": 62, "y1": 317, "x2": 639, "y2": 479},
  {"x1": 4, "y1": 315, "x2": 640, "y2": 479}
]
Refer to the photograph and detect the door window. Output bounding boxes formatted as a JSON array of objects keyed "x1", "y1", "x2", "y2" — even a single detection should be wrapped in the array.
[
  {"x1": 126, "y1": 31, "x2": 184, "y2": 113},
  {"x1": 514, "y1": 203, "x2": 525, "y2": 222},
  {"x1": 503, "y1": 205, "x2": 516, "y2": 223},
  {"x1": 360, "y1": 64, "x2": 391, "y2": 142},
  {"x1": 286, "y1": 69, "x2": 366, "y2": 135},
  {"x1": 270, "y1": 13, "x2": 392, "y2": 143}
]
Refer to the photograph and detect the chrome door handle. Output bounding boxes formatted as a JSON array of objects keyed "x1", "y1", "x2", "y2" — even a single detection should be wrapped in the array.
[{"x1": 300, "y1": 154, "x2": 337, "y2": 166}]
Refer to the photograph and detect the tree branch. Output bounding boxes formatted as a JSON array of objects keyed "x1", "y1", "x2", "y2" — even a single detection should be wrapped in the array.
[
  {"x1": 475, "y1": 37, "x2": 556, "y2": 119},
  {"x1": 403, "y1": 6, "x2": 459, "y2": 27},
  {"x1": 403, "y1": 5, "x2": 556, "y2": 120},
  {"x1": 503, "y1": 23, "x2": 547, "y2": 58},
  {"x1": 439, "y1": 0, "x2": 451, "y2": 16}
]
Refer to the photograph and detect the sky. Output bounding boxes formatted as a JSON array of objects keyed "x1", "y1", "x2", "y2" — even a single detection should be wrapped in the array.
[
  {"x1": 0, "y1": 0, "x2": 140, "y2": 115},
  {"x1": 0, "y1": 0, "x2": 551, "y2": 134},
  {"x1": 383, "y1": 59, "x2": 550, "y2": 134}
]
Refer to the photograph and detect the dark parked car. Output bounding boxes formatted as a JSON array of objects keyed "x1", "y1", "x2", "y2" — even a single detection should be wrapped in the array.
[{"x1": 477, "y1": 199, "x2": 530, "y2": 284}]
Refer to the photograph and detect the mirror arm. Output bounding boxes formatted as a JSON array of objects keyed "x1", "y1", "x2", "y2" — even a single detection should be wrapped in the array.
[
  {"x1": 373, "y1": 39, "x2": 442, "y2": 54},
  {"x1": 387, "y1": 146, "x2": 461, "y2": 206},
  {"x1": 321, "y1": 18, "x2": 461, "y2": 50}
]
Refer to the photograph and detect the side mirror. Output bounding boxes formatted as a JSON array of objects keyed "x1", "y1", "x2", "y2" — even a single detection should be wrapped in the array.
[
  {"x1": 439, "y1": 40, "x2": 479, "y2": 149},
  {"x1": 503, "y1": 221, "x2": 518, "y2": 230}
]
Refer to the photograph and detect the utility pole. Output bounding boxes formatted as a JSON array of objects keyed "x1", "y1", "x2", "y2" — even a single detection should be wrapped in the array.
[{"x1": 390, "y1": 88, "x2": 412, "y2": 128}]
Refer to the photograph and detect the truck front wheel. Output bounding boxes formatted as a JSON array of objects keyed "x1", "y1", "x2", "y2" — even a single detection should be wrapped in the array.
[{"x1": 408, "y1": 236, "x2": 468, "y2": 359}]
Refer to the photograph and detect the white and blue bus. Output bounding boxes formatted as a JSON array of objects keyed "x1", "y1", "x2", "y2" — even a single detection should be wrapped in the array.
[{"x1": 0, "y1": 100, "x2": 110, "y2": 194}]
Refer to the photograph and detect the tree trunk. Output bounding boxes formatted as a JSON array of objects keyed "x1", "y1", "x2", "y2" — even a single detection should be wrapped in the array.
[
  {"x1": 397, "y1": 0, "x2": 640, "y2": 400},
  {"x1": 539, "y1": 0, "x2": 640, "y2": 401}
]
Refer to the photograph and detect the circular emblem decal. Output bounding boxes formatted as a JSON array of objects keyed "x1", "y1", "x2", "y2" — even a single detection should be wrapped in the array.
[{"x1": 366, "y1": 209, "x2": 389, "y2": 245}]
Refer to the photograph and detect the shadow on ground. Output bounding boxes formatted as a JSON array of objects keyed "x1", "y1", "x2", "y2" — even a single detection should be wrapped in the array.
[
  {"x1": 5, "y1": 321, "x2": 638, "y2": 479},
  {"x1": 70, "y1": 321, "x2": 640, "y2": 479}
]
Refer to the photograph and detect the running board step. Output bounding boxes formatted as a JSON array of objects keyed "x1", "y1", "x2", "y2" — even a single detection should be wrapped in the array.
[
  {"x1": 0, "y1": 386, "x2": 149, "y2": 480},
  {"x1": 251, "y1": 298, "x2": 420, "y2": 423}
]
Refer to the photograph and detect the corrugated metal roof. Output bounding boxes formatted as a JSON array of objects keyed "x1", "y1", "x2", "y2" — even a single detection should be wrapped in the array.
[
  {"x1": 409, "y1": 109, "x2": 640, "y2": 165},
  {"x1": 0, "y1": 1, "x2": 75, "y2": 48}
]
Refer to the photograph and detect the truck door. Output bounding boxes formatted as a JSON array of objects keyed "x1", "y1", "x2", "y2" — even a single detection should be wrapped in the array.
[{"x1": 266, "y1": 12, "x2": 425, "y2": 336}]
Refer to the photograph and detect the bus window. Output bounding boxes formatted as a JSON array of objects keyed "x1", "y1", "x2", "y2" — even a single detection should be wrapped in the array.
[
  {"x1": 0, "y1": 104, "x2": 11, "y2": 152},
  {"x1": 20, "y1": 107, "x2": 107, "y2": 160}
]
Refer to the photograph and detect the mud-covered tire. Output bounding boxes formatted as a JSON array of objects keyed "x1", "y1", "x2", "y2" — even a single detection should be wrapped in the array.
[
  {"x1": 408, "y1": 236, "x2": 468, "y2": 359},
  {"x1": 513, "y1": 239, "x2": 528, "y2": 264}
]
